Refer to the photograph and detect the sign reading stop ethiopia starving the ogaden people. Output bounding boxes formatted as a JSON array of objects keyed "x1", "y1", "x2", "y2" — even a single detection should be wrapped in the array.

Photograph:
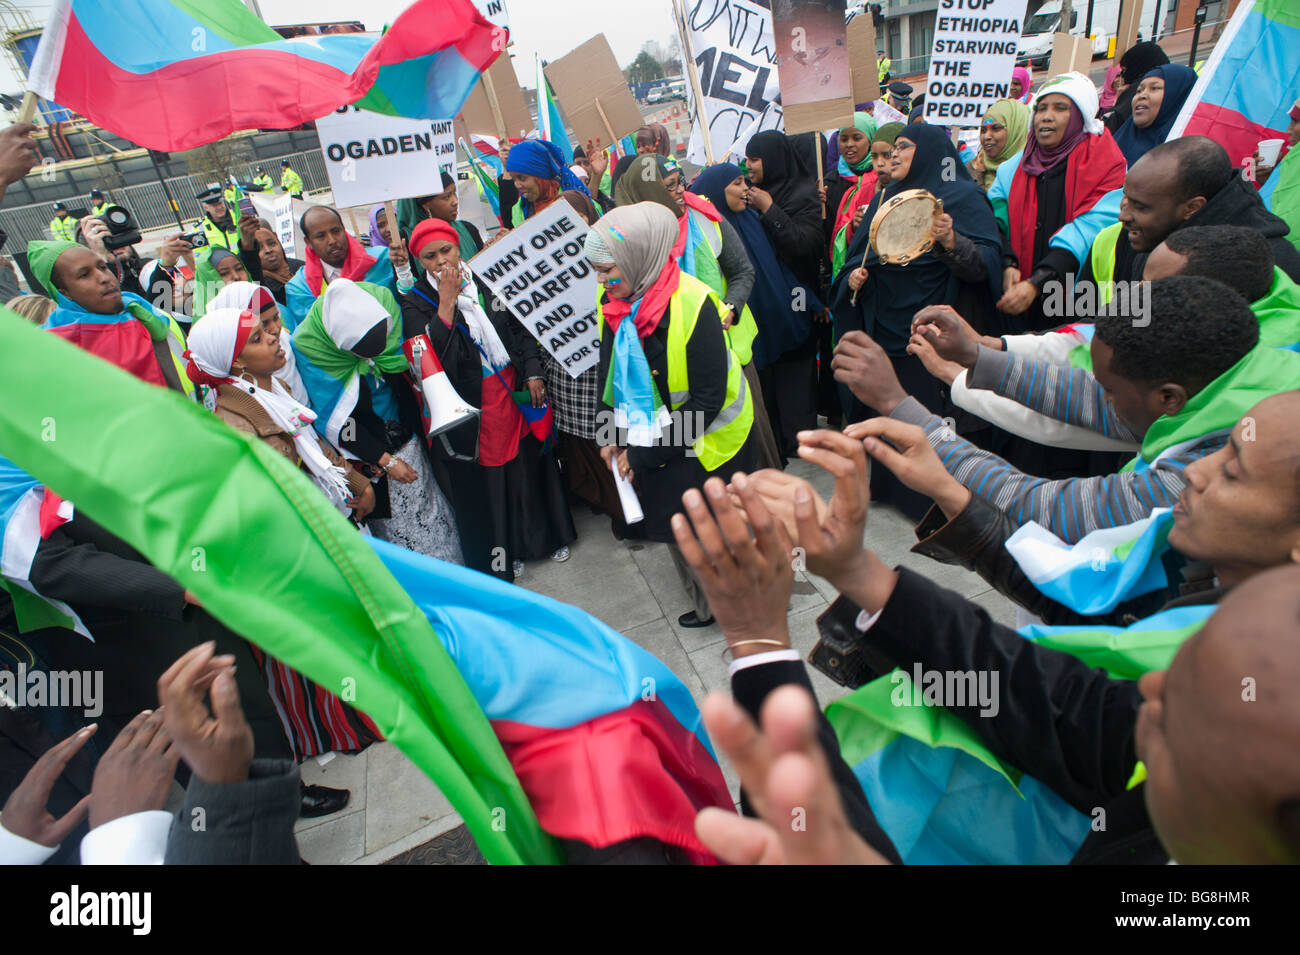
[
  {"x1": 314, "y1": 106, "x2": 457, "y2": 208},
  {"x1": 923, "y1": 0, "x2": 1024, "y2": 126},
  {"x1": 468, "y1": 200, "x2": 600, "y2": 379}
]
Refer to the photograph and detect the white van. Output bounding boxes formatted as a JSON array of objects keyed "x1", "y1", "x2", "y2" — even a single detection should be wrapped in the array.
[{"x1": 1017, "y1": 0, "x2": 1122, "y2": 69}]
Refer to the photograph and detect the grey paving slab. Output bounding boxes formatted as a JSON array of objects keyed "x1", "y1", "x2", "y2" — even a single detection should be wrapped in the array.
[
  {"x1": 363, "y1": 741, "x2": 456, "y2": 854},
  {"x1": 297, "y1": 810, "x2": 366, "y2": 865}
]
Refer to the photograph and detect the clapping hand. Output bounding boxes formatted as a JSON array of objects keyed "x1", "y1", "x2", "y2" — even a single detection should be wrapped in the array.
[
  {"x1": 832, "y1": 330, "x2": 908, "y2": 415},
  {"x1": 1, "y1": 725, "x2": 97, "y2": 846},
  {"x1": 910, "y1": 304, "x2": 981, "y2": 368},
  {"x1": 157, "y1": 642, "x2": 253, "y2": 785},
  {"x1": 844, "y1": 416, "x2": 971, "y2": 518},
  {"x1": 88, "y1": 709, "x2": 178, "y2": 829},
  {"x1": 694, "y1": 685, "x2": 890, "y2": 865}
]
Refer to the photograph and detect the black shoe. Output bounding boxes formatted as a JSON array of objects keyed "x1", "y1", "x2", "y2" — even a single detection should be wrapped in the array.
[
  {"x1": 300, "y1": 783, "x2": 350, "y2": 818},
  {"x1": 677, "y1": 611, "x2": 715, "y2": 629}
]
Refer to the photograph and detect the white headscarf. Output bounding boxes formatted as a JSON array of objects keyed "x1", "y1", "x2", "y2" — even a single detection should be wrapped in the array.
[
  {"x1": 321, "y1": 278, "x2": 392, "y2": 354},
  {"x1": 210, "y1": 281, "x2": 309, "y2": 406},
  {"x1": 1036, "y1": 71, "x2": 1104, "y2": 135},
  {"x1": 187, "y1": 307, "x2": 351, "y2": 512}
]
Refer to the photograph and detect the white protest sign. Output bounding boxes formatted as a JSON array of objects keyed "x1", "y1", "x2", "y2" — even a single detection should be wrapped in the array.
[
  {"x1": 272, "y1": 194, "x2": 296, "y2": 258},
  {"x1": 923, "y1": 0, "x2": 1024, "y2": 126},
  {"x1": 472, "y1": 0, "x2": 510, "y2": 34},
  {"x1": 469, "y1": 199, "x2": 599, "y2": 379},
  {"x1": 313, "y1": 106, "x2": 456, "y2": 208},
  {"x1": 682, "y1": 0, "x2": 783, "y2": 165}
]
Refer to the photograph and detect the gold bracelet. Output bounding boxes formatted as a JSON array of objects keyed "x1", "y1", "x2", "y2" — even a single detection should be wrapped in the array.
[{"x1": 721, "y1": 639, "x2": 791, "y2": 662}]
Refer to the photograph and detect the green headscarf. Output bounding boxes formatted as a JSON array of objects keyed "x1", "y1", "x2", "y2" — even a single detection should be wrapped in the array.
[
  {"x1": 27, "y1": 239, "x2": 81, "y2": 297},
  {"x1": 293, "y1": 280, "x2": 408, "y2": 382},
  {"x1": 974, "y1": 98, "x2": 1031, "y2": 190},
  {"x1": 838, "y1": 112, "x2": 878, "y2": 174},
  {"x1": 613, "y1": 155, "x2": 680, "y2": 216}
]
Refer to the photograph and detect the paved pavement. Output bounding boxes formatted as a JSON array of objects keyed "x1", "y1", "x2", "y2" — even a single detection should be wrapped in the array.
[{"x1": 292, "y1": 454, "x2": 1018, "y2": 864}]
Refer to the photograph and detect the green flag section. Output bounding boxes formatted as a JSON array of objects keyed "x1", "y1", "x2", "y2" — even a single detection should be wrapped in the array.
[
  {"x1": 0, "y1": 309, "x2": 560, "y2": 865},
  {"x1": 826, "y1": 604, "x2": 1213, "y2": 863}
]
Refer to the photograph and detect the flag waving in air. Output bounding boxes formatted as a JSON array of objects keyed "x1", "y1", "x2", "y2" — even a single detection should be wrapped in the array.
[
  {"x1": 0, "y1": 308, "x2": 733, "y2": 864},
  {"x1": 1167, "y1": 0, "x2": 1300, "y2": 168},
  {"x1": 28, "y1": 0, "x2": 506, "y2": 150}
]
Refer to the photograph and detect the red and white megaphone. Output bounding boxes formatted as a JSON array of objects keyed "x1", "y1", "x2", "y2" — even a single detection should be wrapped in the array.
[{"x1": 403, "y1": 333, "x2": 479, "y2": 437}]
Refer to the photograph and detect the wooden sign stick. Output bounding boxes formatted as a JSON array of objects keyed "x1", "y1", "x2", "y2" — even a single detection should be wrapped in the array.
[
  {"x1": 593, "y1": 97, "x2": 619, "y2": 150},
  {"x1": 671, "y1": 0, "x2": 714, "y2": 164},
  {"x1": 481, "y1": 69, "x2": 510, "y2": 143},
  {"x1": 815, "y1": 135, "x2": 826, "y2": 217}
]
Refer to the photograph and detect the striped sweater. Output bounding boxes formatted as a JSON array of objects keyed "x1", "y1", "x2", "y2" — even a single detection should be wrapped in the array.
[{"x1": 891, "y1": 346, "x2": 1222, "y2": 544}]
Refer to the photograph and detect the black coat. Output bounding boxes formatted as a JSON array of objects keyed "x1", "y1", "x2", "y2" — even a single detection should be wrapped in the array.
[
  {"x1": 817, "y1": 568, "x2": 1171, "y2": 864},
  {"x1": 595, "y1": 290, "x2": 755, "y2": 542},
  {"x1": 401, "y1": 275, "x2": 543, "y2": 461}
]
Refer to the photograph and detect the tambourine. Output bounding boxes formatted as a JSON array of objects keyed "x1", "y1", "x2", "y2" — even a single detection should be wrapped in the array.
[{"x1": 851, "y1": 188, "x2": 945, "y2": 304}]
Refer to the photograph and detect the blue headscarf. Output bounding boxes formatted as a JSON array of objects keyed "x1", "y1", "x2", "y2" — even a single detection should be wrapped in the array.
[
  {"x1": 693, "y1": 163, "x2": 824, "y2": 370},
  {"x1": 504, "y1": 140, "x2": 591, "y2": 219},
  {"x1": 1113, "y1": 64, "x2": 1199, "y2": 166}
]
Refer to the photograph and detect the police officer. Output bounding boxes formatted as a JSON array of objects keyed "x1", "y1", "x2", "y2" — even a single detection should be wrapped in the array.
[
  {"x1": 89, "y1": 189, "x2": 110, "y2": 216},
  {"x1": 223, "y1": 176, "x2": 244, "y2": 210},
  {"x1": 48, "y1": 202, "x2": 77, "y2": 241},
  {"x1": 280, "y1": 160, "x2": 304, "y2": 199},
  {"x1": 887, "y1": 80, "x2": 913, "y2": 116},
  {"x1": 196, "y1": 184, "x2": 242, "y2": 251},
  {"x1": 252, "y1": 166, "x2": 273, "y2": 191}
]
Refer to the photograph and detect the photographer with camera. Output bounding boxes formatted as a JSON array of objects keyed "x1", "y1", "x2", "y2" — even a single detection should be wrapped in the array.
[{"x1": 78, "y1": 213, "x2": 194, "y2": 321}]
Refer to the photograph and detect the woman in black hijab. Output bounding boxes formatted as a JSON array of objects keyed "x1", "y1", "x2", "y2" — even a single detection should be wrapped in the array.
[
  {"x1": 829, "y1": 123, "x2": 1004, "y2": 519},
  {"x1": 743, "y1": 130, "x2": 825, "y2": 290},
  {"x1": 1103, "y1": 41, "x2": 1170, "y2": 132}
]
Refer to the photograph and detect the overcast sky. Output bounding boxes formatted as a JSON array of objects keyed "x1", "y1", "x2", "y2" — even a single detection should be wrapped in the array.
[{"x1": 4, "y1": 0, "x2": 683, "y2": 94}]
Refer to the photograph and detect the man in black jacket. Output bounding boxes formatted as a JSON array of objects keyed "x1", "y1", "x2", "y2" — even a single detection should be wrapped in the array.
[
  {"x1": 693, "y1": 430, "x2": 1300, "y2": 864},
  {"x1": 1082, "y1": 136, "x2": 1300, "y2": 288}
]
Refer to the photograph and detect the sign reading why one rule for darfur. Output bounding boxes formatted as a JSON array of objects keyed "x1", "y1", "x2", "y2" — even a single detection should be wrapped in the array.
[
  {"x1": 314, "y1": 106, "x2": 456, "y2": 208},
  {"x1": 923, "y1": 0, "x2": 1024, "y2": 126},
  {"x1": 469, "y1": 200, "x2": 600, "y2": 379}
]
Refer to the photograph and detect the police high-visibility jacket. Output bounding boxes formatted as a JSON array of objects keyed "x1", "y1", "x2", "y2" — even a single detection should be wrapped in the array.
[
  {"x1": 223, "y1": 184, "x2": 243, "y2": 208},
  {"x1": 1089, "y1": 222, "x2": 1123, "y2": 307},
  {"x1": 49, "y1": 215, "x2": 77, "y2": 242},
  {"x1": 281, "y1": 168, "x2": 304, "y2": 195},
  {"x1": 90, "y1": 202, "x2": 109, "y2": 216},
  {"x1": 597, "y1": 272, "x2": 753, "y2": 472},
  {"x1": 201, "y1": 212, "x2": 241, "y2": 251},
  {"x1": 253, "y1": 174, "x2": 273, "y2": 191}
]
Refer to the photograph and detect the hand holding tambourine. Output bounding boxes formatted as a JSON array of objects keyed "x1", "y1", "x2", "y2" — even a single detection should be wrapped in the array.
[{"x1": 850, "y1": 189, "x2": 944, "y2": 304}]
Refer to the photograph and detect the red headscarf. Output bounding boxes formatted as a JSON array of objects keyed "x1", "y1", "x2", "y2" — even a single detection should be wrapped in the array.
[{"x1": 409, "y1": 218, "x2": 460, "y2": 258}]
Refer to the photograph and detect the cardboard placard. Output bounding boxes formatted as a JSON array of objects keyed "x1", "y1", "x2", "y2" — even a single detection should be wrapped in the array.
[
  {"x1": 1115, "y1": 0, "x2": 1147, "y2": 66},
  {"x1": 468, "y1": 200, "x2": 599, "y2": 378},
  {"x1": 1047, "y1": 32, "x2": 1093, "y2": 80},
  {"x1": 922, "y1": 0, "x2": 1024, "y2": 126},
  {"x1": 460, "y1": 55, "x2": 533, "y2": 138},
  {"x1": 544, "y1": 35, "x2": 644, "y2": 152},
  {"x1": 314, "y1": 106, "x2": 456, "y2": 208},
  {"x1": 771, "y1": 0, "x2": 853, "y2": 134},
  {"x1": 471, "y1": 0, "x2": 510, "y2": 34},
  {"x1": 846, "y1": 13, "x2": 880, "y2": 106}
]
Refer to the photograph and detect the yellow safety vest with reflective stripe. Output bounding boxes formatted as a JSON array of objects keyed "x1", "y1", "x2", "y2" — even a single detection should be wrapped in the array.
[
  {"x1": 1089, "y1": 222, "x2": 1122, "y2": 307},
  {"x1": 686, "y1": 205, "x2": 759, "y2": 366},
  {"x1": 596, "y1": 272, "x2": 753, "y2": 472},
  {"x1": 253, "y1": 174, "x2": 273, "y2": 191},
  {"x1": 91, "y1": 202, "x2": 109, "y2": 216},
  {"x1": 202, "y1": 213, "x2": 241, "y2": 251},
  {"x1": 223, "y1": 184, "x2": 243, "y2": 208},
  {"x1": 49, "y1": 215, "x2": 77, "y2": 241},
  {"x1": 281, "y1": 168, "x2": 303, "y2": 194}
]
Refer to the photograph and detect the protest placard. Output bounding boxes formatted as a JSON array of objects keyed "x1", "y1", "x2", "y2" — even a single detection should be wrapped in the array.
[
  {"x1": 314, "y1": 106, "x2": 457, "y2": 208},
  {"x1": 678, "y1": 0, "x2": 783, "y2": 164},
  {"x1": 273, "y1": 194, "x2": 296, "y2": 258},
  {"x1": 459, "y1": 55, "x2": 533, "y2": 139},
  {"x1": 846, "y1": 11, "x2": 880, "y2": 106},
  {"x1": 770, "y1": 0, "x2": 852, "y2": 134},
  {"x1": 922, "y1": 0, "x2": 1024, "y2": 126},
  {"x1": 471, "y1": 0, "x2": 510, "y2": 34},
  {"x1": 1047, "y1": 32, "x2": 1092, "y2": 79},
  {"x1": 468, "y1": 199, "x2": 600, "y2": 378},
  {"x1": 544, "y1": 35, "x2": 645, "y2": 151}
]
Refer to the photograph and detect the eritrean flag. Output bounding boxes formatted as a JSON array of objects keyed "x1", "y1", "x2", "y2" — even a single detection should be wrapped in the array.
[
  {"x1": 828, "y1": 604, "x2": 1215, "y2": 864},
  {"x1": 27, "y1": 0, "x2": 504, "y2": 151},
  {"x1": 460, "y1": 137, "x2": 502, "y2": 219},
  {"x1": 535, "y1": 53, "x2": 573, "y2": 163},
  {"x1": 1167, "y1": 0, "x2": 1300, "y2": 168},
  {"x1": 0, "y1": 308, "x2": 732, "y2": 864}
]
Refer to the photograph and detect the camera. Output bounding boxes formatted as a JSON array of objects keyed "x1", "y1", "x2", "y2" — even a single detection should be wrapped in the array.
[
  {"x1": 97, "y1": 204, "x2": 141, "y2": 252},
  {"x1": 180, "y1": 229, "x2": 208, "y2": 249}
]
